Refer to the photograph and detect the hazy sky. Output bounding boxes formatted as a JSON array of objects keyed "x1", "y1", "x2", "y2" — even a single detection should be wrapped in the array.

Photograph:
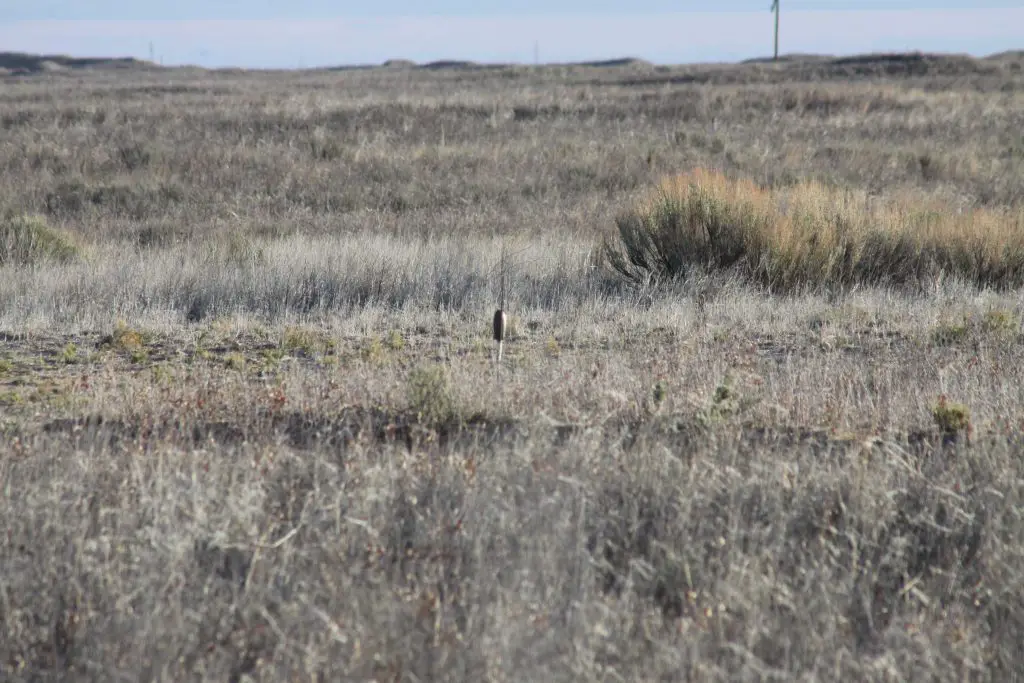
[{"x1": 2, "y1": 2, "x2": 1021, "y2": 68}]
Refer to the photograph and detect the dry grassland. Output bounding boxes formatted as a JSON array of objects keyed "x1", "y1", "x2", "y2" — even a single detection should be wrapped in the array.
[{"x1": 2, "y1": 52, "x2": 1024, "y2": 681}]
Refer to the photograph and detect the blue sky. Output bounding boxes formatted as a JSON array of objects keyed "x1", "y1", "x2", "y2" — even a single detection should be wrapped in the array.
[{"x1": 2, "y1": 2, "x2": 1021, "y2": 68}]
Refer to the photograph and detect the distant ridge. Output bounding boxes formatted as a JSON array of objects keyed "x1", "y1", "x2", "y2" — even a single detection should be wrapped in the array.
[
  {"x1": 742, "y1": 53, "x2": 835, "y2": 64},
  {"x1": 740, "y1": 51, "x2": 1007, "y2": 75},
  {"x1": 736, "y1": 51, "x2": 1013, "y2": 80},
  {"x1": 0, "y1": 51, "x2": 156, "y2": 75},
  {"x1": 418, "y1": 59, "x2": 481, "y2": 70},
  {"x1": 571, "y1": 57, "x2": 652, "y2": 68},
  {"x1": 1, "y1": 49, "x2": 1020, "y2": 79}
]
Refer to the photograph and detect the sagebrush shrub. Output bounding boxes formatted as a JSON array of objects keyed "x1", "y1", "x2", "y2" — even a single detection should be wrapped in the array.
[{"x1": 0, "y1": 213, "x2": 79, "y2": 266}]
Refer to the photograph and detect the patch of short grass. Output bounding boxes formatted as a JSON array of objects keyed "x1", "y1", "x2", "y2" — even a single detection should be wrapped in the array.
[
  {"x1": 603, "y1": 169, "x2": 1024, "y2": 292},
  {"x1": 931, "y1": 317, "x2": 971, "y2": 346},
  {"x1": 281, "y1": 326, "x2": 333, "y2": 356},
  {"x1": 981, "y1": 308, "x2": 1020, "y2": 337},
  {"x1": 386, "y1": 329, "x2": 406, "y2": 351},
  {"x1": 361, "y1": 336, "x2": 386, "y2": 364}
]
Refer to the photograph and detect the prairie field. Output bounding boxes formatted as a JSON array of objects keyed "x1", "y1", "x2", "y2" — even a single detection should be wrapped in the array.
[{"x1": 3, "y1": 51, "x2": 1024, "y2": 681}]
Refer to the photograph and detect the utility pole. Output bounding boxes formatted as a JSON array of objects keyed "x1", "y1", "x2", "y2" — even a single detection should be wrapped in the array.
[{"x1": 771, "y1": 0, "x2": 780, "y2": 61}]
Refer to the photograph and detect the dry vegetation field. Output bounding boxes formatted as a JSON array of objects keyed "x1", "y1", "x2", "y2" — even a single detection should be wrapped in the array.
[{"x1": 2, "y1": 50, "x2": 1024, "y2": 681}]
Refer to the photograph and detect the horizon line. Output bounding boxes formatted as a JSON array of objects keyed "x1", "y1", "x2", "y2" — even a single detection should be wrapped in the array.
[{"x1": 3, "y1": 47, "x2": 1020, "y2": 72}]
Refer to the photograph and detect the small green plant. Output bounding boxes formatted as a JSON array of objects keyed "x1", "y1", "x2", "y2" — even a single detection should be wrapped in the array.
[
  {"x1": 0, "y1": 358, "x2": 13, "y2": 374},
  {"x1": 981, "y1": 308, "x2": 1019, "y2": 337},
  {"x1": 281, "y1": 327, "x2": 304, "y2": 352},
  {"x1": 130, "y1": 347, "x2": 149, "y2": 364},
  {"x1": 407, "y1": 363, "x2": 457, "y2": 426},
  {"x1": 932, "y1": 395, "x2": 971, "y2": 438},
  {"x1": 386, "y1": 329, "x2": 406, "y2": 351},
  {"x1": 545, "y1": 336, "x2": 561, "y2": 357},
  {"x1": 61, "y1": 342, "x2": 78, "y2": 364},
  {"x1": 931, "y1": 318, "x2": 970, "y2": 346},
  {"x1": 281, "y1": 326, "x2": 331, "y2": 355},
  {"x1": 697, "y1": 377, "x2": 746, "y2": 425},
  {"x1": 225, "y1": 352, "x2": 246, "y2": 370},
  {"x1": 150, "y1": 364, "x2": 172, "y2": 384},
  {"x1": 0, "y1": 213, "x2": 80, "y2": 265},
  {"x1": 0, "y1": 390, "x2": 24, "y2": 406},
  {"x1": 260, "y1": 347, "x2": 284, "y2": 366},
  {"x1": 362, "y1": 336, "x2": 386, "y2": 364}
]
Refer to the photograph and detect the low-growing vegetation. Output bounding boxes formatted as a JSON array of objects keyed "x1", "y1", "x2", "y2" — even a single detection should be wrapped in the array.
[
  {"x1": 1, "y1": 50, "x2": 1024, "y2": 682},
  {"x1": 932, "y1": 394, "x2": 972, "y2": 440}
]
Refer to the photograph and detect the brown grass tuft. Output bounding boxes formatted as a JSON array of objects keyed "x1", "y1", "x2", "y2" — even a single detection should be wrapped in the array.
[
  {"x1": 605, "y1": 169, "x2": 1024, "y2": 291},
  {"x1": 0, "y1": 213, "x2": 79, "y2": 266}
]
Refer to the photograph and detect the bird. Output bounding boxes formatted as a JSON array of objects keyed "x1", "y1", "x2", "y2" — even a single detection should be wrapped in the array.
[
  {"x1": 494, "y1": 240, "x2": 510, "y2": 364},
  {"x1": 493, "y1": 308, "x2": 507, "y2": 362}
]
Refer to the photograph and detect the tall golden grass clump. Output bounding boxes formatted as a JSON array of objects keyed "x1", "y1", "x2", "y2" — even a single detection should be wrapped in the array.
[
  {"x1": 604, "y1": 169, "x2": 1024, "y2": 291},
  {"x1": 0, "y1": 213, "x2": 80, "y2": 266}
]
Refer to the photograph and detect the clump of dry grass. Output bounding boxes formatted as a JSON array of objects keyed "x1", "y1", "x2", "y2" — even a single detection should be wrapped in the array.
[
  {"x1": 605, "y1": 169, "x2": 1024, "y2": 291},
  {"x1": 0, "y1": 213, "x2": 79, "y2": 266}
]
